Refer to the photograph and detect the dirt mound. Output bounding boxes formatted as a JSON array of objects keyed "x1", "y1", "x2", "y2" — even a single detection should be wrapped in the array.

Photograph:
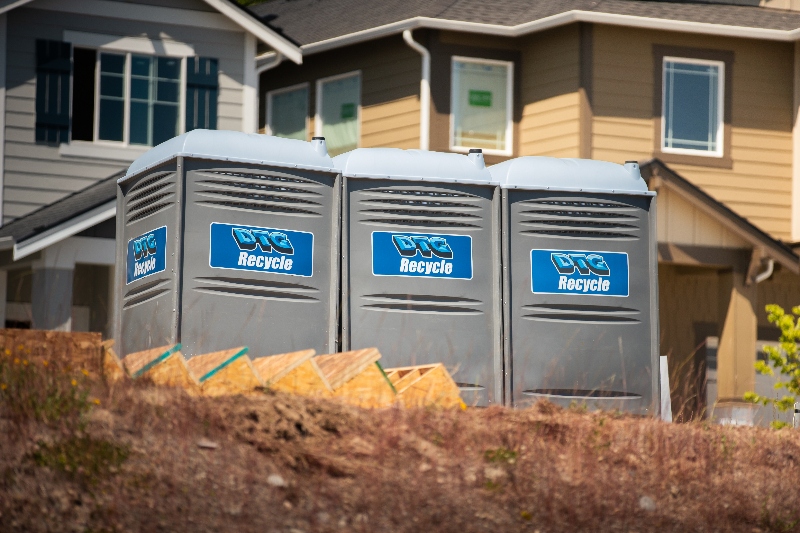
[{"x1": 2, "y1": 355, "x2": 800, "y2": 532}]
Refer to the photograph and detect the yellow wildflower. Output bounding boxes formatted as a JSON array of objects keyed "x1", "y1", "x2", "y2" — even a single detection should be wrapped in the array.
[
  {"x1": 42, "y1": 360, "x2": 49, "y2": 367},
  {"x1": 71, "y1": 379, "x2": 77, "y2": 387},
  {"x1": 22, "y1": 359, "x2": 28, "y2": 366},
  {"x1": 0, "y1": 383, "x2": 6, "y2": 390},
  {"x1": 81, "y1": 369, "x2": 89, "y2": 376},
  {"x1": 16, "y1": 345, "x2": 23, "y2": 351},
  {"x1": 93, "y1": 399, "x2": 101, "y2": 405},
  {"x1": 4, "y1": 349, "x2": 10, "y2": 355},
  {"x1": 13, "y1": 358, "x2": 19, "y2": 365}
]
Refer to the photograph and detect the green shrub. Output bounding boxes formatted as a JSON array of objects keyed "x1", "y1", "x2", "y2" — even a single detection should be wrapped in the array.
[{"x1": 744, "y1": 304, "x2": 800, "y2": 429}]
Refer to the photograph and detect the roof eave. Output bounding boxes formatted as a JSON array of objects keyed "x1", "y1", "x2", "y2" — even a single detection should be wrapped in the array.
[
  {"x1": 301, "y1": 10, "x2": 800, "y2": 55},
  {"x1": 640, "y1": 159, "x2": 800, "y2": 274}
]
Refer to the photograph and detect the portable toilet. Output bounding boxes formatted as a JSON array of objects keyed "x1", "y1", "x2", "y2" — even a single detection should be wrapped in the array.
[
  {"x1": 114, "y1": 130, "x2": 341, "y2": 360},
  {"x1": 490, "y1": 157, "x2": 658, "y2": 414},
  {"x1": 334, "y1": 148, "x2": 502, "y2": 406}
]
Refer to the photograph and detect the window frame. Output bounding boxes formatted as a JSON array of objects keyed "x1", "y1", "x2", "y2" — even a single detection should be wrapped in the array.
[
  {"x1": 87, "y1": 50, "x2": 187, "y2": 148},
  {"x1": 660, "y1": 56, "x2": 725, "y2": 158},
  {"x1": 314, "y1": 70, "x2": 361, "y2": 149},
  {"x1": 266, "y1": 81, "x2": 310, "y2": 140},
  {"x1": 652, "y1": 45, "x2": 733, "y2": 169},
  {"x1": 449, "y1": 55, "x2": 514, "y2": 157}
]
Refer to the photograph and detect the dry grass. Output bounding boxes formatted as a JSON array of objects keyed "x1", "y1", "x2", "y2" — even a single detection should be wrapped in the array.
[{"x1": 1, "y1": 335, "x2": 800, "y2": 532}]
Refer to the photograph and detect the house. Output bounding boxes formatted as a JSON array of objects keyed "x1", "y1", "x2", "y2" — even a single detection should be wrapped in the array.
[
  {"x1": 247, "y1": 0, "x2": 800, "y2": 422},
  {"x1": 3, "y1": 0, "x2": 800, "y2": 421},
  {"x1": 0, "y1": 0, "x2": 302, "y2": 336}
]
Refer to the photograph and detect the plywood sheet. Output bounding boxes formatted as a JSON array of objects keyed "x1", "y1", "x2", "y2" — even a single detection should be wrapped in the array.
[
  {"x1": 101, "y1": 340, "x2": 126, "y2": 383},
  {"x1": 332, "y1": 362, "x2": 396, "y2": 409},
  {"x1": 185, "y1": 347, "x2": 248, "y2": 383},
  {"x1": 271, "y1": 359, "x2": 333, "y2": 397},
  {"x1": 315, "y1": 347, "x2": 381, "y2": 390},
  {"x1": 146, "y1": 352, "x2": 201, "y2": 396},
  {"x1": 200, "y1": 356, "x2": 264, "y2": 397},
  {"x1": 122, "y1": 344, "x2": 181, "y2": 378},
  {"x1": 386, "y1": 364, "x2": 464, "y2": 409},
  {"x1": 252, "y1": 349, "x2": 316, "y2": 385}
]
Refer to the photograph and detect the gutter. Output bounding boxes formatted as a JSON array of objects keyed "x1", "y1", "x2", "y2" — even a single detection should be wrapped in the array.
[
  {"x1": 12, "y1": 200, "x2": 116, "y2": 260},
  {"x1": 402, "y1": 30, "x2": 430, "y2": 151},
  {"x1": 256, "y1": 51, "x2": 284, "y2": 74},
  {"x1": 301, "y1": 11, "x2": 800, "y2": 56}
]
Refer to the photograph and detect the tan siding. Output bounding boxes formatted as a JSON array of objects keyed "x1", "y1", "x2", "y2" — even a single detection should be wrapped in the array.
[
  {"x1": 260, "y1": 35, "x2": 420, "y2": 150},
  {"x1": 3, "y1": 4, "x2": 247, "y2": 224},
  {"x1": 592, "y1": 25, "x2": 794, "y2": 240},
  {"x1": 656, "y1": 187, "x2": 749, "y2": 249},
  {"x1": 519, "y1": 26, "x2": 580, "y2": 158}
]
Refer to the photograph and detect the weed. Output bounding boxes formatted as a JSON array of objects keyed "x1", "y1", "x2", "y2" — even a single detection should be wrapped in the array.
[
  {"x1": 484, "y1": 447, "x2": 517, "y2": 464},
  {"x1": 31, "y1": 435, "x2": 130, "y2": 488}
]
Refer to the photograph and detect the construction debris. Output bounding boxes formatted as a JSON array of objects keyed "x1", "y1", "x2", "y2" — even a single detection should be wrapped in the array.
[
  {"x1": 252, "y1": 349, "x2": 333, "y2": 397},
  {"x1": 315, "y1": 348, "x2": 396, "y2": 408},
  {"x1": 385, "y1": 364, "x2": 465, "y2": 409}
]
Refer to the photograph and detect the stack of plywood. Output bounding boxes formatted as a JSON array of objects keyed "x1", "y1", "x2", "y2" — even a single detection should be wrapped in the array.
[{"x1": 115, "y1": 343, "x2": 464, "y2": 409}]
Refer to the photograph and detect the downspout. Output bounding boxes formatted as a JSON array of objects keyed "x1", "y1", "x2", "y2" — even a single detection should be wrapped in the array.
[
  {"x1": 256, "y1": 51, "x2": 284, "y2": 135},
  {"x1": 754, "y1": 258, "x2": 775, "y2": 284},
  {"x1": 402, "y1": 30, "x2": 430, "y2": 151}
]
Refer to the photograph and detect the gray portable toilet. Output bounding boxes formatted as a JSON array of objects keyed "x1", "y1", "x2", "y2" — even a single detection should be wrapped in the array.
[
  {"x1": 114, "y1": 130, "x2": 340, "y2": 360},
  {"x1": 490, "y1": 157, "x2": 658, "y2": 415},
  {"x1": 334, "y1": 148, "x2": 502, "y2": 406}
]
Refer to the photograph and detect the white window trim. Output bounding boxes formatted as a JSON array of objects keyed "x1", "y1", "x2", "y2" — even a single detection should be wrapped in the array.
[
  {"x1": 63, "y1": 31, "x2": 195, "y2": 58},
  {"x1": 661, "y1": 56, "x2": 725, "y2": 158},
  {"x1": 90, "y1": 51, "x2": 186, "y2": 148},
  {"x1": 314, "y1": 70, "x2": 362, "y2": 145},
  {"x1": 450, "y1": 56, "x2": 514, "y2": 157},
  {"x1": 266, "y1": 82, "x2": 309, "y2": 139}
]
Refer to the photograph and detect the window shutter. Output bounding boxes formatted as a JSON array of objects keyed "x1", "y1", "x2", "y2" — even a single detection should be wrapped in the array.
[
  {"x1": 35, "y1": 40, "x2": 72, "y2": 145},
  {"x1": 185, "y1": 57, "x2": 218, "y2": 132}
]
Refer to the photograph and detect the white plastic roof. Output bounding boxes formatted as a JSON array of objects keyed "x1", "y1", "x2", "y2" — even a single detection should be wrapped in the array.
[
  {"x1": 488, "y1": 156, "x2": 653, "y2": 196},
  {"x1": 333, "y1": 148, "x2": 496, "y2": 185},
  {"x1": 122, "y1": 130, "x2": 336, "y2": 182}
]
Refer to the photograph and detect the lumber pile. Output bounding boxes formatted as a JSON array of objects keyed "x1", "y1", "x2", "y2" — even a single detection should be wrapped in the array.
[{"x1": 103, "y1": 341, "x2": 464, "y2": 409}]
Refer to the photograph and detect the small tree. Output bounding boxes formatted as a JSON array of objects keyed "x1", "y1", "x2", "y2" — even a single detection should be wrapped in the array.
[{"x1": 744, "y1": 304, "x2": 800, "y2": 428}]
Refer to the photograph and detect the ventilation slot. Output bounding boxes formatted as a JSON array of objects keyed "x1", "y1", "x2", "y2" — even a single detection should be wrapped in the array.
[
  {"x1": 194, "y1": 277, "x2": 318, "y2": 302},
  {"x1": 361, "y1": 218, "x2": 479, "y2": 229},
  {"x1": 365, "y1": 189, "x2": 476, "y2": 199},
  {"x1": 198, "y1": 179, "x2": 317, "y2": 198},
  {"x1": 362, "y1": 198, "x2": 476, "y2": 209},
  {"x1": 197, "y1": 201, "x2": 319, "y2": 217},
  {"x1": 523, "y1": 389, "x2": 641, "y2": 400},
  {"x1": 122, "y1": 278, "x2": 171, "y2": 310},
  {"x1": 197, "y1": 190, "x2": 321, "y2": 207},
  {"x1": 361, "y1": 294, "x2": 482, "y2": 315},
  {"x1": 520, "y1": 209, "x2": 636, "y2": 219},
  {"x1": 522, "y1": 304, "x2": 640, "y2": 324},
  {"x1": 525, "y1": 200, "x2": 629, "y2": 209},
  {"x1": 521, "y1": 229, "x2": 635, "y2": 240},
  {"x1": 125, "y1": 172, "x2": 176, "y2": 225},
  {"x1": 205, "y1": 170, "x2": 314, "y2": 185},
  {"x1": 520, "y1": 220, "x2": 637, "y2": 230}
]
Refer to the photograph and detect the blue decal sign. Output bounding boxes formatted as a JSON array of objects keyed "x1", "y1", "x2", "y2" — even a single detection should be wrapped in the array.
[
  {"x1": 126, "y1": 226, "x2": 167, "y2": 284},
  {"x1": 372, "y1": 231, "x2": 473, "y2": 280},
  {"x1": 209, "y1": 222, "x2": 313, "y2": 277},
  {"x1": 530, "y1": 249, "x2": 629, "y2": 297}
]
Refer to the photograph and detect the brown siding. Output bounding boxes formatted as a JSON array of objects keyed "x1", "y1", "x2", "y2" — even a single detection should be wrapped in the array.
[
  {"x1": 259, "y1": 35, "x2": 420, "y2": 150},
  {"x1": 592, "y1": 25, "x2": 794, "y2": 240},
  {"x1": 518, "y1": 25, "x2": 581, "y2": 158}
]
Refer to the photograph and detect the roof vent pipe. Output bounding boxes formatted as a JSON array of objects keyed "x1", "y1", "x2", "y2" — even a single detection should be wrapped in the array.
[
  {"x1": 624, "y1": 160, "x2": 642, "y2": 180},
  {"x1": 754, "y1": 258, "x2": 774, "y2": 284},
  {"x1": 468, "y1": 148, "x2": 485, "y2": 169},
  {"x1": 311, "y1": 136, "x2": 329, "y2": 157},
  {"x1": 402, "y1": 30, "x2": 430, "y2": 151}
]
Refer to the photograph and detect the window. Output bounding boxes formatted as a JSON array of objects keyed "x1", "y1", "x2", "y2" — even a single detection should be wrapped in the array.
[
  {"x1": 661, "y1": 57, "x2": 724, "y2": 157},
  {"x1": 267, "y1": 83, "x2": 309, "y2": 141},
  {"x1": 35, "y1": 38, "x2": 219, "y2": 148},
  {"x1": 316, "y1": 72, "x2": 360, "y2": 156},
  {"x1": 451, "y1": 57, "x2": 513, "y2": 155},
  {"x1": 95, "y1": 52, "x2": 181, "y2": 146}
]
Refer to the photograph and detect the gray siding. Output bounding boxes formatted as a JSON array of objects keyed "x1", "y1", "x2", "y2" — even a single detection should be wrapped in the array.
[{"x1": 3, "y1": 2, "x2": 247, "y2": 223}]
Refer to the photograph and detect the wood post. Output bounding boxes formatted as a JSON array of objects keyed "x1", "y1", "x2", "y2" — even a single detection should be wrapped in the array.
[{"x1": 716, "y1": 266, "x2": 757, "y2": 408}]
